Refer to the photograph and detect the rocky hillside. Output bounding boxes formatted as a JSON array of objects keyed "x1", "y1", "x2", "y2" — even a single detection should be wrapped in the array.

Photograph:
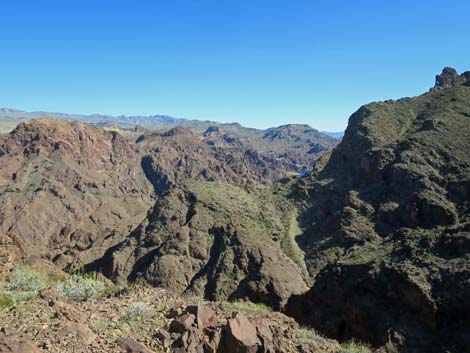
[
  {"x1": 87, "y1": 180, "x2": 307, "y2": 310},
  {"x1": 0, "y1": 119, "x2": 154, "y2": 271},
  {"x1": 286, "y1": 68, "x2": 470, "y2": 353},
  {"x1": 174, "y1": 122, "x2": 339, "y2": 174}
]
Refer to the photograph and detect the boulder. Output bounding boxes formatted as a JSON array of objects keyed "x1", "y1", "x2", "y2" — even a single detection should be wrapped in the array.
[
  {"x1": 223, "y1": 312, "x2": 261, "y2": 353},
  {"x1": 155, "y1": 328, "x2": 171, "y2": 348},
  {"x1": 170, "y1": 313, "x2": 196, "y2": 333},
  {"x1": 187, "y1": 305, "x2": 218, "y2": 329}
]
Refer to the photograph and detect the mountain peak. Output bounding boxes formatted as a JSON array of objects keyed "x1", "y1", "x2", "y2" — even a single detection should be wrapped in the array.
[{"x1": 432, "y1": 67, "x2": 470, "y2": 90}]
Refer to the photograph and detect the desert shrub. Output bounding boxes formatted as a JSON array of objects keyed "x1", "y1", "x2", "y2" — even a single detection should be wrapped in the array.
[
  {"x1": 0, "y1": 294, "x2": 15, "y2": 309},
  {"x1": 55, "y1": 274, "x2": 105, "y2": 301},
  {"x1": 9, "y1": 266, "x2": 45, "y2": 292},
  {"x1": 126, "y1": 301, "x2": 149, "y2": 319},
  {"x1": 337, "y1": 340, "x2": 372, "y2": 353},
  {"x1": 298, "y1": 327, "x2": 327, "y2": 344},
  {"x1": 10, "y1": 291, "x2": 38, "y2": 301}
]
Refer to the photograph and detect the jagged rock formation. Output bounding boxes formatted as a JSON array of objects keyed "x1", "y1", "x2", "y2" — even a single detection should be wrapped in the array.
[
  {"x1": 286, "y1": 68, "x2": 470, "y2": 353},
  {"x1": 432, "y1": 66, "x2": 470, "y2": 90}
]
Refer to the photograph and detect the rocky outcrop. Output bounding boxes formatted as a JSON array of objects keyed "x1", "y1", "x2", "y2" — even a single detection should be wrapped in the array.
[
  {"x1": 433, "y1": 67, "x2": 470, "y2": 90},
  {"x1": 163, "y1": 304, "x2": 338, "y2": 353},
  {"x1": 286, "y1": 68, "x2": 470, "y2": 353}
]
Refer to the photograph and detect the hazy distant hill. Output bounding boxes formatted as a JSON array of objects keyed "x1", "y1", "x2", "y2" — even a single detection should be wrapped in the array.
[
  {"x1": 0, "y1": 108, "x2": 186, "y2": 132},
  {"x1": 320, "y1": 130, "x2": 344, "y2": 139}
]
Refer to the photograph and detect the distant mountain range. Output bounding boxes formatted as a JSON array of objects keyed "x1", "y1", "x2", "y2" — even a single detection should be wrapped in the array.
[
  {"x1": 0, "y1": 108, "x2": 187, "y2": 132},
  {"x1": 320, "y1": 130, "x2": 344, "y2": 139},
  {"x1": 0, "y1": 107, "x2": 344, "y2": 138}
]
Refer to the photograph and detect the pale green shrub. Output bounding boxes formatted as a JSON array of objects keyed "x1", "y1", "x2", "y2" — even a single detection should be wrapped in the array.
[
  {"x1": 126, "y1": 301, "x2": 149, "y2": 319},
  {"x1": 298, "y1": 327, "x2": 327, "y2": 344},
  {"x1": 337, "y1": 340, "x2": 372, "y2": 353},
  {"x1": 55, "y1": 274, "x2": 105, "y2": 301},
  {"x1": 9, "y1": 267, "x2": 45, "y2": 292}
]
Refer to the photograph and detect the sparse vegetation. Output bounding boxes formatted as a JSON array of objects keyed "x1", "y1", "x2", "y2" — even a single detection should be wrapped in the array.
[
  {"x1": 9, "y1": 266, "x2": 46, "y2": 292},
  {"x1": 47, "y1": 272, "x2": 67, "y2": 283},
  {"x1": 0, "y1": 294, "x2": 15, "y2": 309},
  {"x1": 55, "y1": 274, "x2": 105, "y2": 301},
  {"x1": 126, "y1": 301, "x2": 149, "y2": 320},
  {"x1": 297, "y1": 327, "x2": 327, "y2": 344},
  {"x1": 337, "y1": 340, "x2": 372, "y2": 353}
]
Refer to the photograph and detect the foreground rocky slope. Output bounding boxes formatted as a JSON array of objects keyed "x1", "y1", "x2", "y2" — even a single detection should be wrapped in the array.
[
  {"x1": 0, "y1": 273, "x2": 340, "y2": 353},
  {"x1": 286, "y1": 68, "x2": 470, "y2": 353}
]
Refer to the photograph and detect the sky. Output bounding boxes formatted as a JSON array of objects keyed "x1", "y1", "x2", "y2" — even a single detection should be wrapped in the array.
[{"x1": 0, "y1": 0, "x2": 469, "y2": 131}]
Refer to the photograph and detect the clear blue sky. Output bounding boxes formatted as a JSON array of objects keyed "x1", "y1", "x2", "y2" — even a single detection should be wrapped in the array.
[{"x1": 0, "y1": 0, "x2": 469, "y2": 131}]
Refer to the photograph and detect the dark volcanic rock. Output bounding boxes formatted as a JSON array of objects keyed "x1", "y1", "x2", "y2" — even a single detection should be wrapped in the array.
[
  {"x1": 287, "y1": 68, "x2": 470, "y2": 353},
  {"x1": 433, "y1": 67, "x2": 470, "y2": 90},
  {"x1": 223, "y1": 312, "x2": 260, "y2": 353}
]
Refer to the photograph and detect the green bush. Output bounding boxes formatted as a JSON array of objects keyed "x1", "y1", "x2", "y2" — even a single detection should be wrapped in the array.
[
  {"x1": 337, "y1": 340, "x2": 372, "y2": 353},
  {"x1": 55, "y1": 274, "x2": 105, "y2": 301},
  {"x1": 298, "y1": 327, "x2": 327, "y2": 344},
  {"x1": 0, "y1": 294, "x2": 15, "y2": 309},
  {"x1": 9, "y1": 267, "x2": 45, "y2": 292}
]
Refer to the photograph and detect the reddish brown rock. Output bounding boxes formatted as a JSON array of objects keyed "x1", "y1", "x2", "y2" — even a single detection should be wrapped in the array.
[
  {"x1": 117, "y1": 337, "x2": 155, "y2": 353},
  {"x1": 224, "y1": 312, "x2": 261, "y2": 353},
  {"x1": 187, "y1": 305, "x2": 218, "y2": 329},
  {"x1": 155, "y1": 328, "x2": 171, "y2": 348},
  {"x1": 170, "y1": 313, "x2": 197, "y2": 333}
]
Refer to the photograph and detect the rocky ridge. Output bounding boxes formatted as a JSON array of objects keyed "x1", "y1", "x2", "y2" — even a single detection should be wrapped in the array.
[{"x1": 286, "y1": 67, "x2": 470, "y2": 353}]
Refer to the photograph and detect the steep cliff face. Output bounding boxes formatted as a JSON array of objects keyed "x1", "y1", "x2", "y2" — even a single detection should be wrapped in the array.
[{"x1": 286, "y1": 68, "x2": 470, "y2": 353}]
